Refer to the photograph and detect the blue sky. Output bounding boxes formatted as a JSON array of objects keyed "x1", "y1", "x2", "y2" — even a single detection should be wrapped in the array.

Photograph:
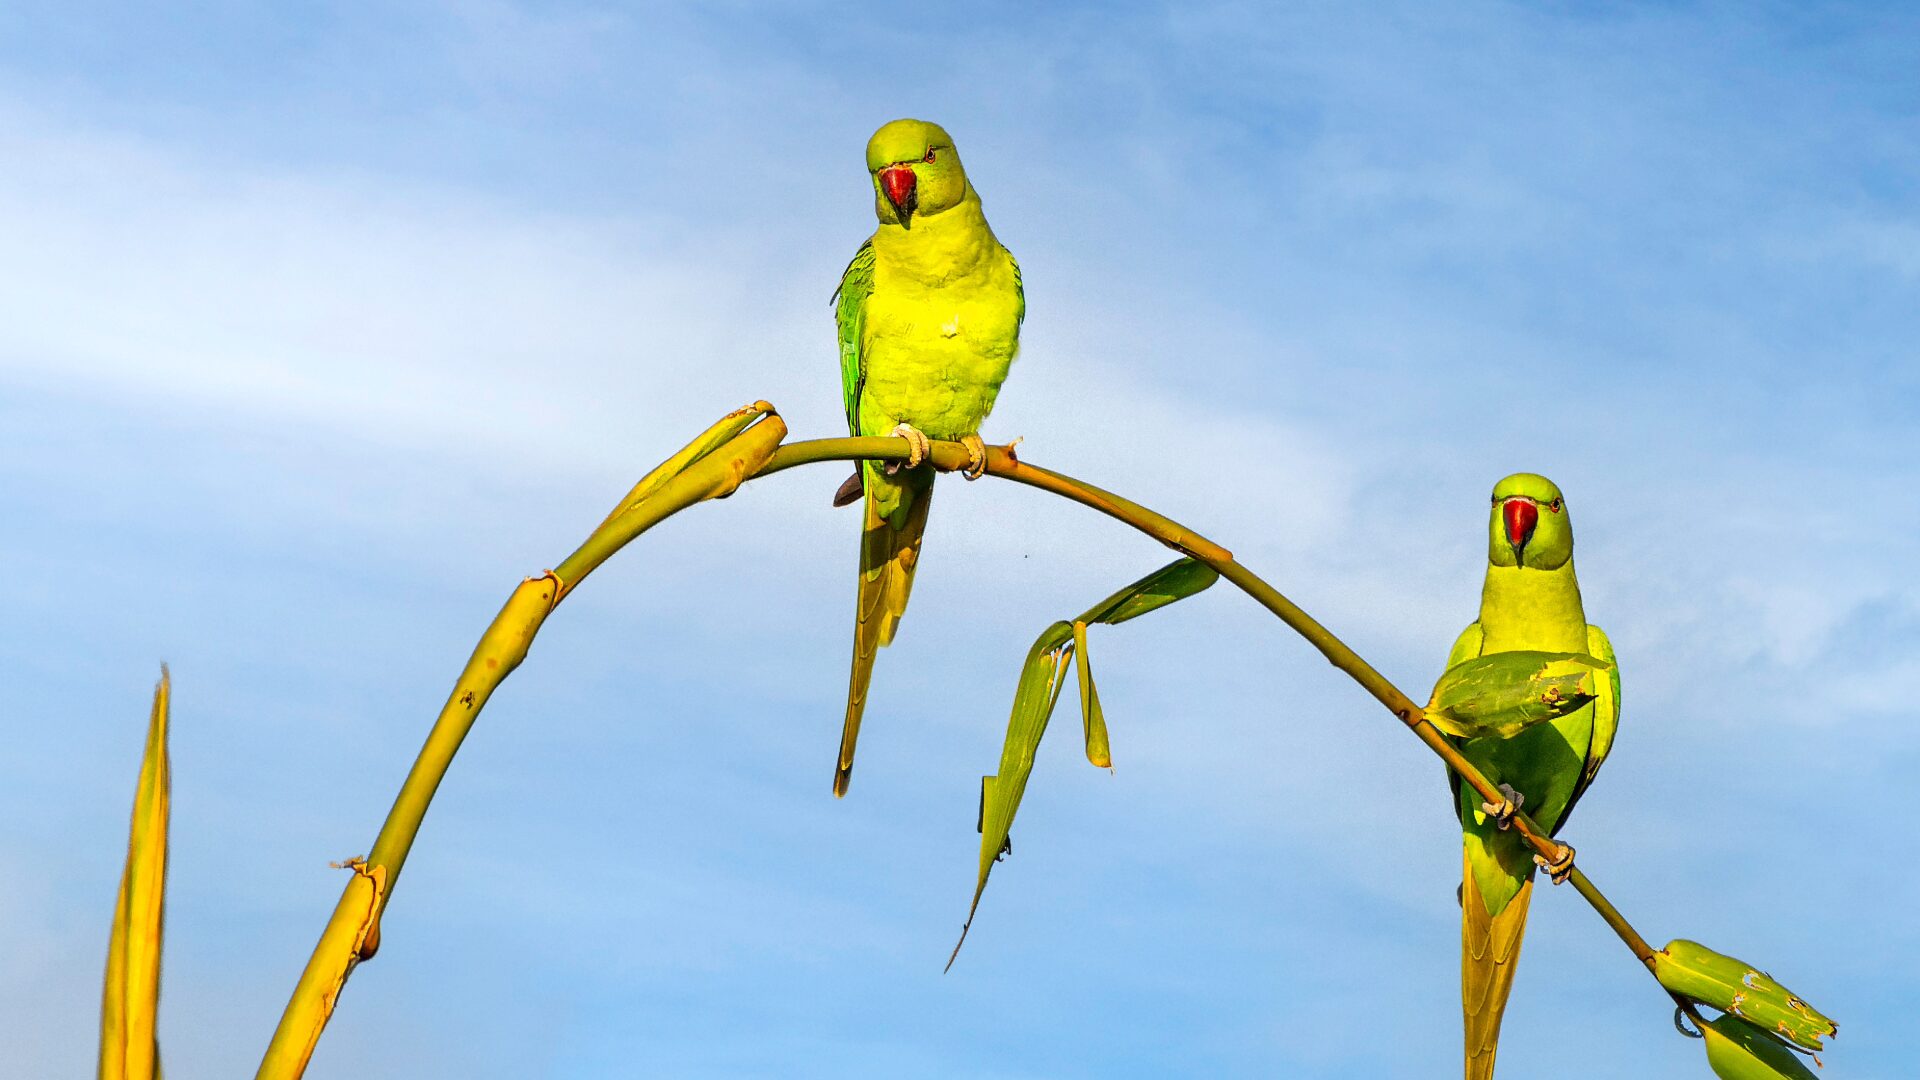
[{"x1": 2, "y1": 2, "x2": 1915, "y2": 1076}]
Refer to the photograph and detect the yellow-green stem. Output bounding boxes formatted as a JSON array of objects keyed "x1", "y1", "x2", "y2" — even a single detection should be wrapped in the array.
[
  {"x1": 263, "y1": 423, "x2": 1674, "y2": 1075},
  {"x1": 257, "y1": 410, "x2": 783, "y2": 1079}
]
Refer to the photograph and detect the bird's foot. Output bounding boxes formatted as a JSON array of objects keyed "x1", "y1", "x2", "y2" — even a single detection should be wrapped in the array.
[
  {"x1": 960, "y1": 434, "x2": 988, "y2": 480},
  {"x1": 1533, "y1": 842, "x2": 1576, "y2": 885},
  {"x1": 1481, "y1": 783, "x2": 1524, "y2": 830},
  {"x1": 885, "y1": 423, "x2": 931, "y2": 473}
]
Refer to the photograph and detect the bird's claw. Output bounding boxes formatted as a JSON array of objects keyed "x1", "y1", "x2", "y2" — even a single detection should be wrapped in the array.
[
  {"x1": 1481, "y1": 783, "x2": 1524, "y2": 830},
  {"x1": 1534, "y1": 842, "x2": 1575, "y2": 885},
  {"x1": 960, "y1": 434, "x2": 988, "y2": 480},
  {"x1": 886, "y1": 423, "x2": 931, "y2": 473}
]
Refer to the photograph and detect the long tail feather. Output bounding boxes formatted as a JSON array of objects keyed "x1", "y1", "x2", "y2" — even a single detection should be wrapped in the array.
[
  {"x1": 1462, "y1": 852, "x2": 1533, "y2": 1080},
  {"x1": 835, "y1": 472, "x2": 933, "y2": 796}
]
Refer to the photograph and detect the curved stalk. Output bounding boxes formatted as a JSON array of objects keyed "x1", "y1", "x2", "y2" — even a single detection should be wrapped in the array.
[
  {"x1": 256, "y1": 406, "x2": 784, "y2": 1078},
  {"x1": 262, "y1": 417, "x2": 1682, "y2": 1075}
]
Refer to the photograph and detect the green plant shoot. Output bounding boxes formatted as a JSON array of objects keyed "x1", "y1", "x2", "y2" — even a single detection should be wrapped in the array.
[{"x1": 1655, "y1": 940, "x2": 1836, "y2": 1052}]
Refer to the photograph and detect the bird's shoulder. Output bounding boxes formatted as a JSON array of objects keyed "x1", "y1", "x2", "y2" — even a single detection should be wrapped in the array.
[
  {"x1": 834, "y1": 239, "x2": 876, "y2": 312},
  {"x1": 1001, "y1": 243, "x2": 1025, "y2": 327},
  {"x1": 835, "y1": 239, "x2": 876, "y2": 433},
  {"x1": 1584, "y1": 623, "x2": 1616, "y2": 664},
  {"x1": 1443, "y1": 622, "x2": 1486, "y2": 670}
]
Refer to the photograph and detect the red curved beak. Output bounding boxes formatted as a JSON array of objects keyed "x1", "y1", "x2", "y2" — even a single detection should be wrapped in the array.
[
  {"x1": 1503, "y1": 498, "x2": 1539, "y2": 564},
  {"x1": 879, "y1": 165, "x2": 917, "y2": 227}
]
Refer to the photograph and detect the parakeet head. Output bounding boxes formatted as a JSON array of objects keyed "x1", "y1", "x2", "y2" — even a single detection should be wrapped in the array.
[
  {"x1": 1486, "y1": 473, "x2": 1573, "y2": 571},
  {"x1": 865, "y1": 118, "x2": 969, "y2": 229}
]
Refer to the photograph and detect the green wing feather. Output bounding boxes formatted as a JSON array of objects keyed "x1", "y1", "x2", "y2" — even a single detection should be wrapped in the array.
[
  {"x1": 834, "y1": 240, "x2": 875, "y2": 434},
  {"x1": 1009, "y1": 250, "x2": 1026, "y2": 330},
  {"x1": 1558, "y1": 623, "x2": 1620, "y2": 828},
  {"x1": 1441, "y1": 622, "x2": 1485, "y2": 814},
  {"x1": 1443, "y1": 622, "x2": 1486, "y2": 671}
]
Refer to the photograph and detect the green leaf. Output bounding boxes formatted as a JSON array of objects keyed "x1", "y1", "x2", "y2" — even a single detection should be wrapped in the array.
[
  {"x1": 1073, "y1": 621, "x2": 1111, "y2": 768},
  {"x1": 1076, "y1": 558, "x2": 1219, "y2": 626},
  {"x1": 948, "y1": 628, "x2": 1073, "y2": 969},
  {"x1": 100, "y1": 667, "x2": 171, "y2": 1080},
  {"x1": 1424, "y1": 650, "x2": 1610, "y2": 739},
  {"x1": 1655, "y1": 940, "x2": 1837, "y2": 1052},
  {"x1": 976, "y1": 627, "x2": 1075, "y2": 892},
  {"x1": 1701, "y1": 1014, "x2": 1822, "y2": 1080},
  {"x1": 948, "y1": 558, "x2": 1216, "y2": 969}
]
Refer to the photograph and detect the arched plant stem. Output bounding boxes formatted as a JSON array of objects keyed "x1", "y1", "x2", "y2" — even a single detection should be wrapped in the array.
[{"x1": 261, "y1": 417, "x2": 1687, "y2": 1076}]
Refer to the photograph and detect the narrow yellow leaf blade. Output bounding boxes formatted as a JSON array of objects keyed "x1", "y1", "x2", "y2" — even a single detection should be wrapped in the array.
[
  {"x1": 100, "y1": 667, "x2": 171, "y2": 1080},
  {"x1": 1072, "y1": 621, "x2": 1111, "y2": 768}
]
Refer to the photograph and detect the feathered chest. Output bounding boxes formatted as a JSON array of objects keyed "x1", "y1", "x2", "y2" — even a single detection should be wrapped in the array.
[
  {"x1": 855, "y1": 246, "x2": 1022, "y2": 436},
  {"x1": 864, "y1": 263, "x2": 1021, "y2": 353}
]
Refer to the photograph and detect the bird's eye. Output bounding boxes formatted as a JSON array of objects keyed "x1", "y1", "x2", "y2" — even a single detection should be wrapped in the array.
[
  {"x1": 923, "y1": 148, "x2": 937, "y2": 164},
  {"x1": 1548, "y1": 498, "x2": 1563, "y2": 513}
]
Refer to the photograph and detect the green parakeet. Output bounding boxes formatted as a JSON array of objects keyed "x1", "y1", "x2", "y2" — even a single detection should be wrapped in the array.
[
  {"x1": 829, "y1": 118, "x2": 1025, "y2": 797},
  {"x1": 1440, "y1": 473, "x2": 1620, "y2": 1079}
]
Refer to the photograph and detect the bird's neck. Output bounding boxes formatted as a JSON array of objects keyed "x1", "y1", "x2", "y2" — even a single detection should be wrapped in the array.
[
  {"x1": 1477, "y1": 562, "x2": 1588, "y2": 652},
  {"x1": 870, "y1": 186, "x2": 998, "y2": 283}
]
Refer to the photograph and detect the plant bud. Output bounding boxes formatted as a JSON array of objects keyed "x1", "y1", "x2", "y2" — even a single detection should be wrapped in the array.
[{"x1": 1656, "y1": 940, "x2": 1836, "y2": 1052}]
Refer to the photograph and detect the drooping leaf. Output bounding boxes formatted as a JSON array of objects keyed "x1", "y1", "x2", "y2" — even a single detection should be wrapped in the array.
[
  {"x1": 948, "y1": 627, "x2": 1074, "y2": 969},
  {"x1": 1072, "y1": 621, "x2": 1110, "y2": 768},
  {"x1": 1424, "y1": 650, "x2": 1610, "y2": 739},
  {"x1": 100, "y1": 667, "x2": 171, "y2": 1080},
  {"x1": 1655, "y1": 940, "x2": 1836, "y2": 1052},
  {"x1": 975, "y1": 627, "x2": 1075, "y2": 887},
  {"x1": 949, "y1": 559, "x2": 1216, "y2": 968},
  {"x1": 1076, "y1": 558, "x2": 1218, "y2": 626},
  {"x1": 1701, "y1": 1014, "x2": 1822, "y2": 1080},
  {"x1": 1066, "y1": 558, "x2": 1215, "y2": 768}
]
